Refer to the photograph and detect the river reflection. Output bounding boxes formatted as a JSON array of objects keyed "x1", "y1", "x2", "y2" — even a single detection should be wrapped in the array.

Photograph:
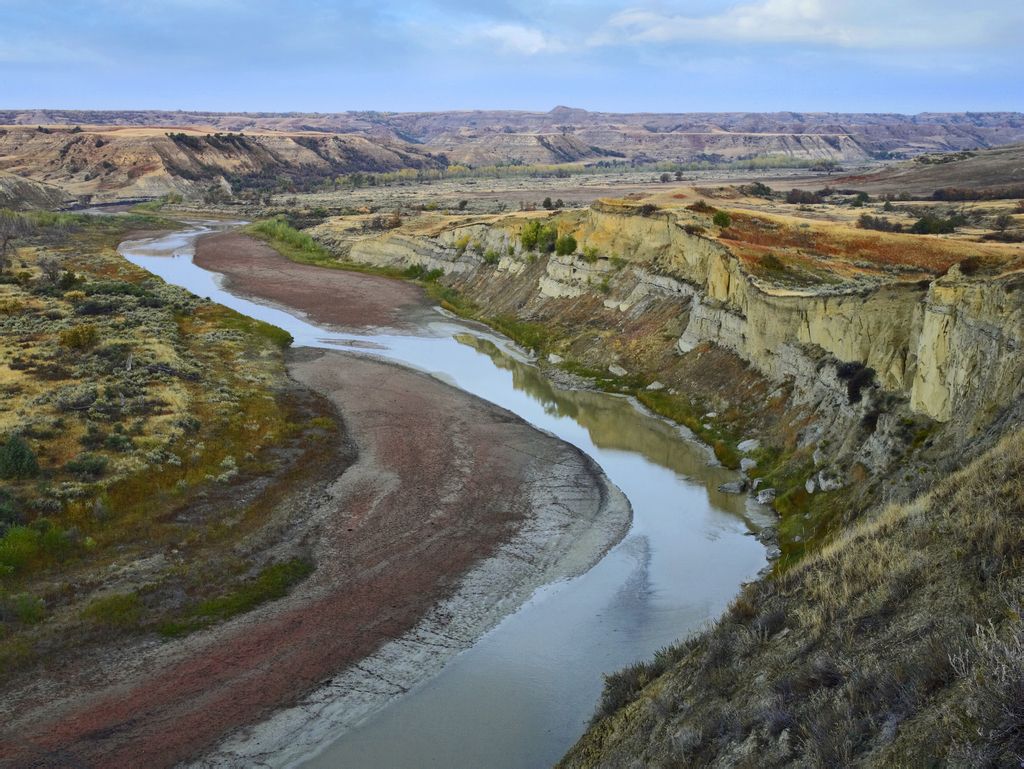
[{"x1": 120, "y1": 224, "x2": 769, "y2": 769}]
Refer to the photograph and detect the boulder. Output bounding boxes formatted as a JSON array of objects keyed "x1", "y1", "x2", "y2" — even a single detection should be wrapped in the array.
[{"x1": 608, "y1": 363, "x2": 628, "y2": 377}]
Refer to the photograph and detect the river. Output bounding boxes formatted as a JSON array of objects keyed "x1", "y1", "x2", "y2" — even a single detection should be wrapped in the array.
[{"x1": 120, "y1": 222, "x2": 770, "y2": 769}]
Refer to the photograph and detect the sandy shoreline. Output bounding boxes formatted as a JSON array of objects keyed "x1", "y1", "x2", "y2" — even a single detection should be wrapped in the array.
[
  {"x1": 193, "y1": 350, "x2": 629, "y2": 767},
  {"x1": 0, "y1": 231, "x2": 630, "y2": 768}
]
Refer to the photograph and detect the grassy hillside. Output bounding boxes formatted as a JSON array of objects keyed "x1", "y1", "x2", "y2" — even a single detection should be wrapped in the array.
[
  {"x1": 561, "y1": 427, "x2": 1024, "y2": 767},
  {"x1": 0, "y1": 212, "x2": 337, "y2": 680}
]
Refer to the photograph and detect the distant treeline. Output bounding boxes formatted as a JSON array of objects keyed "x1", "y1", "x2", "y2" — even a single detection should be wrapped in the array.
[{"x1": 931, "y1": 186, "x2": 1024, "y2": 201}]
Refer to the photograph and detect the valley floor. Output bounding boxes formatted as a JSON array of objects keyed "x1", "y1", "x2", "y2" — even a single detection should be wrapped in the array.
[{"x1": 0, "y1": 230, "x2": 627, "y2": 767}]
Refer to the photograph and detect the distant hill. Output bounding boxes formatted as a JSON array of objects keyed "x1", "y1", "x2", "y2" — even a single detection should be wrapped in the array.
[
  {"x1": 832, "y1": 142, "x2": 1024, "y2": 197},
  {"x1": 0, "y1": 170, "x2": 72, "y2": 210},
  {"x1": 1, "y1": 110, "x2": 1023, "y2": 202}
]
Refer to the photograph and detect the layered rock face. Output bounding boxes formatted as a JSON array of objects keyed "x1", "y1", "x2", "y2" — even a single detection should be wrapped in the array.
[{"x1": 348, "y1": 206, "x2": 1023, "y2": 443}]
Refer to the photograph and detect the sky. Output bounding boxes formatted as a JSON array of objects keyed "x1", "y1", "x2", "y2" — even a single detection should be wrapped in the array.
[{"x1": 1, "y1": 0, "x2": 1021, "y2": 113}]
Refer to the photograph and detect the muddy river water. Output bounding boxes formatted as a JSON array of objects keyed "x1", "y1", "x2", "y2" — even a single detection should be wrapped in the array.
[{"x1": 121, "y1": 223, "x2": 770, "y2": 769}]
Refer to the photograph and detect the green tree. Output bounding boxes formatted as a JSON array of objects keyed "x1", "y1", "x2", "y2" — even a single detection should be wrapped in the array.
[
  {"x1": 555, "y1": 234, "x2": 577, "y2": 256},
  {"x1": 0, "y1": 436, "x2": 38, "y2": 480},
  {"x1": 712, "y1": 211, "x2": 732, "y2": 228}
]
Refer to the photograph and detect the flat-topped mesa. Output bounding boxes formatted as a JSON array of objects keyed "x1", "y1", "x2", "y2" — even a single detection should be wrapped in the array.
[{"x1": 344, "y1": 203, "x2": 1024, "y2": 434}]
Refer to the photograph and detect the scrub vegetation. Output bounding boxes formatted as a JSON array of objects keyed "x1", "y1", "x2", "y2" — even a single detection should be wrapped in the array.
[{"x1": 0, "y1": 211, "x2": 336, "y2": 680}]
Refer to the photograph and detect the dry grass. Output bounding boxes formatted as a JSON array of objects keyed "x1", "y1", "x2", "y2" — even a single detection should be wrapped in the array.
[
  {"x1": 716, "y1": 210, "x2": 1018, "y2": 280},
  {"x1": 564, "y1": 427, "x2": 1024, "y2": 768},
  {"x1": 0, "y1": 217, "x2": 336, "y2": 682}
]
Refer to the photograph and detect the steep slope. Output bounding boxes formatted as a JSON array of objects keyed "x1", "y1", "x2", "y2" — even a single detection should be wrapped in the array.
[
  {"x1": 560, "y1": 427, "x2": 1024, "y2": 767},
  {"x1": 3, "y1": 110, "x2": 1024, "y2": 169},
  {"x1": 0, "y1": 171, "x2": 71, "y2": 209},
  {"x1": 306, "y1": 197, "x2": 1024, "y2": 765},
  {"x1": 834, "y1": 142, "x2": 1024, "y2": 196},
  {"x1": 0, "y1": 125, "x2": 443, "y2": 202}
]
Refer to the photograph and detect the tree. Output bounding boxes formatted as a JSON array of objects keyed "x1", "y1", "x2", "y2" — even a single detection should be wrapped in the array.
[
  {"x1": 555, "y1": 234, "x2": 577, "y2": 256},
  {"x1": 674, "y1": 170, "x2": 683, "y2": 181},
  {"x1": 458, "y1": 200, "x2": 468, "y2": 211},
  {"x1": 660, "y1": 173, "x2": 671, "y2": 183},
  {"x1": 712, "y1": 211, "x2": 732, "y2": 228},
  {"x1": 542, "y1": 197, "x2": 554, "y2": 210},
  {"x1": 37, "y1": 254, "x2": 62, "y2": 283},
  {"x1": 0, "y1": 210, "x2": 34, "y2": 274},
  {"x1": 0, "y1": 435, "x2": 38, "y2": 480},
  {"x1": 994, "y1": 213, "x2": 1013, "y2": 232}
]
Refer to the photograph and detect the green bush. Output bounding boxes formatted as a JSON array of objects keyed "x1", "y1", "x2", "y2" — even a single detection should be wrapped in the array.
[
  {"x1": 713, "y1": 211, "x2": 733, "y2": 228},
  {"x1": 483, "y1": 249, "x2": 500, "y2": 265},
  {"x1": 0, "y1": 435, "x2": 38, "y2": 480},
  {"x1": 0, "y1": 526, "x2": 40, "y2": 574},
  {"x1": 8, "y1": 592, "x2": 45, "y2": 623},
  {"x1": 555, "y1": 234, "x2": 578, "y2": 256},
  {"x1": 65, "y1": 453, "x2": 107, "y2": 480},
  {"x1": 82, "y1": 593, "x2": 142, "y2": 628},
  {"x1": 160, "y1": 559, "x2": 313, "y2": 636},
  {"x1": 520, "y1": 221, "x2": 558, "y2": 253}
]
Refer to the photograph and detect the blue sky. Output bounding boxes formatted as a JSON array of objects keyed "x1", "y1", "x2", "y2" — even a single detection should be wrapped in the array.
[{"x1": 1, "y1": 0, "x2": 1021, "y2": 112}]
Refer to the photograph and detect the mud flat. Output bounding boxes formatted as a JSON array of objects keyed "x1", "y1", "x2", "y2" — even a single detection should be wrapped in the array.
[
  {"x1": 0, "y1": 230, "x2": 628, "y2": 768},
  {"x1": 192, "y1": 231, "x2": 436, "y2": 330}
]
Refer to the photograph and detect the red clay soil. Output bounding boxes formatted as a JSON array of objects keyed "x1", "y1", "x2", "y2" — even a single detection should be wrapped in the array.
[
  {"x1": 193, "y1": 231, "x2": 431, "y2": 330},
  {"x1": 0, "y1": 251, "x2": 608, "y2": 767}
]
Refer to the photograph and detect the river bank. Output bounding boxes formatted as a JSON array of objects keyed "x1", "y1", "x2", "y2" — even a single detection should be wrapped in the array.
[{"x1": 0, "y1": 227, "x2": 630, "y2": 767}]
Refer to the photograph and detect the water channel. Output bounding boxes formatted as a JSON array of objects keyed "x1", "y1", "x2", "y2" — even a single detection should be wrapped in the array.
[{"x1": 120, "y1": 223, "x2": 770, "y2": 768}]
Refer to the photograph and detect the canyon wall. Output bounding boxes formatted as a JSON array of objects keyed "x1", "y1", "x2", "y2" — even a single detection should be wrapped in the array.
[{"x1": 349, "y1": 207, "x2": 1024, "y2": 438}]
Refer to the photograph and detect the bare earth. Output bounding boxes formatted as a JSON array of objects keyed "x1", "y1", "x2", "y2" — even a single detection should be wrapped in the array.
[
  {"x1": 0, "y1": 235, "x2": 629, "y2": 768},
  {"x1": 193, "y1": 231, "x2": 434, "y2": 330}
]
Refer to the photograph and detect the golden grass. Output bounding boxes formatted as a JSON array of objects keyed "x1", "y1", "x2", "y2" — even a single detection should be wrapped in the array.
[{"x1": 717, "y1": 210, "x2": 1018, "y2": 279}]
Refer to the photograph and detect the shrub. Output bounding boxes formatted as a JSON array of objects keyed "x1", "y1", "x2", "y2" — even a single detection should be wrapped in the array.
[
  {"x1": 65, "y1": 453, "x2": 107, "y2": 480},
  {"x1": 0, "y1": 526, "x2": 40, "y2": 574},
  {"x1": 858, "y1": 214, "x2": 903, "y2": 233},
  {"x1": 555, "y1": 234, "x2": 577, "y2": 256},
  {"x1": 454, "y1": 235, "x2": 471, "y2": 255},
  {"x1": 740, "y1": 182, "x2": 773, "y2": 198},
  {"x1": 687, "y1": 201, "x2": 715, "y2": 214},
  {"x1": 59, "y1": 324, "x2": 99, "y2": 350},
  {"x1": 759, "y1": 253, "x2": 786, "y2": 272},
  {"x1": 581, "y1": 246, "x2": 600, "y2": 264},
  {"x1": 785, "y1": 189, "x2": 822, "y2": 204},
  {"x1": 0, "y1": 490, "x2": 23, "y2": 528},
  {"x1": 0, "y1": 435, "x2": 38, "y2": 480},
  {"x1": 836, "y1": 362, "x2": 876, "y2": 404},
  {"x1": 82, "y1": 593, "x2": 142, "y2": 628},
  {"x1": 910, "y1": 213, "x2": 967, "y2": 235},
  {"x1": 482, "y1": 249, "x2": 500, "y2": 265},
  {"x1": 713, "y1": 211, "x2": 732, "y2": 228}
]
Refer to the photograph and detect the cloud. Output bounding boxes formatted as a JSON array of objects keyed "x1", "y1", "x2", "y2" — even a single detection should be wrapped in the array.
[
  {"x1": 594, "y1": 0, "x2": 1017, "y2": 50},
  {"x1": 467, "y1": 23, "x2": 567, "y2": 55}
]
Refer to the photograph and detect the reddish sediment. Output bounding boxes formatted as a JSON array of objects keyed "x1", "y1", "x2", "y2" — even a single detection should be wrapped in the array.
[{"x1": 0, "y1": 234, "x2": 614, "y2": 768}]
